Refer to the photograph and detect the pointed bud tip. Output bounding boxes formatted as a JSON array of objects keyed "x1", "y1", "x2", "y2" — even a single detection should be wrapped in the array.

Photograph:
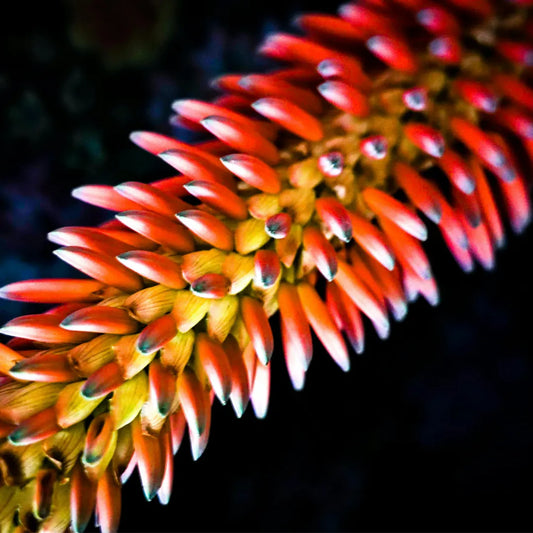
[
  {"x1": 59, "y1": 319, "x2": 74, "y2": 330},
  {"x1": 8, "y1": 360, "x2": 24, "y2": 373},
  {"x1": 237, "y1": 76, "x2": 253, "y2": 90},
  {"x1": 220, "y1": 154, "x2": 236, "y2": 163},
  {"x1": 7, "y1": 431, "x2": 23, "y2": 446},
  {"x1": 71, "y1": 187, "x2": 85, "y2": 201},
  {"x1": 115, "y1": 251, "x2": 132, "y2": 262},
  {"x1": 129, "y1": 131, "x2": 146, "y2": 146},
  {"x1": 250, "y1": 99, "x2": 269, "y2": 113},
  {"x1": 137, "y1": 341, "x2": 155, "y2": 356},
  {"x1": 199, "y1": 115, "x2": 218, "y2": 127},
  {"x1": 80, "y1": 383, "x2": 96, "y2": 399}
]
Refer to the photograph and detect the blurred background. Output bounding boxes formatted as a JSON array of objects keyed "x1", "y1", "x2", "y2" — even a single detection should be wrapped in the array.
[{"x1": 1, "y1": 1, "x2": 532, "y2": 531}]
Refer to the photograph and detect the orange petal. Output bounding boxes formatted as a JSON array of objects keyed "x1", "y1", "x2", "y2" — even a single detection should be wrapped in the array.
[
  {"x1": 253, "y1": 250, "x2": 282, "y2": 288},
  {"x1": 348, "y1": 211, "x2": 395, "y2": 271},
  {"x1": 98, "y1": 228, "x2": 158, "y2": 250},
  {"x1": 196, "y1": 333, "x2": 233, "y2": 404},
  {"x1": 137, "y1": 315, "x2": 177, "y2": 355},
  {"x1": 494, "y1": 106, "x2": 533, "y2": 140},
  {"x1": 184, "y1": 180, "x2": 248, "y2": 220},
  {"x1": 362, "y1": 187, "x2": 427, "y2": 241},
  {"x1": 114, "y1": 181, "x2": 189, "y2": 217},
  {"x1": 81, "y1": 361, "x2": 125, "y2": 400},
  {"x1": 296, "y1": 13, "x2": 368, "y2": 42},
  {"x1": 191, "y1": 273, "x2": 231, "y2": 299},
  {"x1": 223, "y1": 335, "x2": 250, "y2": 418},
  {"x1": 48, "y1": 227, "x2": 132, "y2": 256},
  {"x1": 0, "y1": 313, "x2": 95, "y2": 344},
  {"x1": 317, "y1": 57, "x2": 371, "y2": 91},
  {"x1": 402, "y1": 263, "x2": 440, "y2": 306},
  {"x1": 158, "y1": 149, "x2": 235, "y2": 192},
  {"x1": 131, "y1": 416, "x2": 164, "y2": 501},
  {"x1": 335, "y1": 260, "x2": 390, "y2": 338},
  {"x1": 177, "y1": 367, "x2": 208, "y2": 435},
  {"x1": 239, "y1": 74, "x2": 323, "y2": 115},
  {"x1": 497, "y1": 39, "x2": 533, "y2": 68},
  {"x1": 450, "y1": 117, "x2": 514, "y2": 181},
  {"x1": 71, "y1": 184, "x2": 143, "y2": 212},
  {"x1": 326, "y1": 282, "x2": 365, "y2": 354},
  {"x1": 53, "y1": 246, "x2": 144, "y2": 293},
  {"x1": 380, "y1": 218, "x2": 432, "y2": 280},
  {"x1": 9, "y1": 350, "x2": 79, "y2": 383},
  {"x1": 318, "y1": 80, "x2": 370, "y2": 116},
  {"x1": 270, "y1": 66, "x2": 322, "y2": 84},
  {"x1": 0, "y1": 342, "x2": 25, "y2": 375},
  {"x1": 95, "y1": 466, "x2": 122, "y2": 533},
  {"x1": 366, "y1": 35, "x2": 418, "y2": 73},
  {"x1": 240, "y1": 296, "x2": 274, "y2": 365},
  {"x1": 261, "y1": 33, "x2": 371, "y2": 88},
  {"x1": 116, "y1": 210, "x2": 195, "y2": 253},
  {"x1": 169, "y1": 408, "x2": 186, "y2": 454},
  {"x1": 363, "y1": 254, "x2": 408, "y2": 322},
  {"x1": 499, "y1": 176, "x2": 531, "y2": 234},
  {"x1": 220, "y1": 153, "x2": 281, "y2": 193},
  {"x1": 348, "y1": 250, "x2": 388, "y2": 332},
  {"x1": 493, "y1": 73, "x2": 533, "y2": 112},
  {"x1": 416, "y1": 6, "x2": 460, "y2": 34},
  {"x1": 176, "y1": 209, "x2": 233, "y2": 251},
  {"x1": 157, "y1": 422, "x2": 174, "y2": 505},
  {"x1": 426, "y1": 184, "x2": 469, "y2": 251},
  {"x1": 61, "y1": 306, "x2": 140, "y2": 334},
  {"x1": 129, "y1": 130, "x2": 225, "y2": 171},
  {"x1": 454, "y1": 79, "x2": 498, "y2": 113},
  {"x1": 446, "y1": 0, "x2": 494, "y2": 16},
  {"x1": 491, "y1": 137, "x2": 532, "y2": 233},
  {"x1": 440, "y1": 225, "x2": 475, "y2": 273},
  {"x1": 200, "y1": 115, "x2": 280, "y2": 165},
  {"x1": 265, "y1": 212, "x2": 292, "y2": 239},
  {"x1": 315, "y1": 197, "x2": 353, "y2": 243},
  {"x1": 251, "y1": 97, "x2": 324, "y2": 141},
  {"x1": 116, "y1": 250, "x2": 186, "y2": 290},
  {"x1": 70, "y1": 462, "x2": 97, "y2": 533},
  {"x1": 302, "y1": 226, "x2": 338, "y2": 281},
  {"x1": 452, "y1": 184, "x2": 482, "y2": 228},
  {"x1": 438, "y1": 149, "x2": 476, "y2": 194},
  {"x1": 278, "y1": 283, "x2": 313, "y2": 370},
  {"x1": 250, "y1": 360, "x2": 270, "y2": 419},
  {"x1": 428, "y1": 35, "x2": 462, "y2": 64},
  {"x1": 403, "y1": 123, "x2": 445, "y2": 158},
  {"x1": 458, "y1": 208, "x2": 495, "y2": 270},
  {"x1": 172, "y1": 98, "x2": 277, "y2": 141},
  {"x1": 297, "y1": 282, "x2": 350, "y2": 372},
  {"x1": 8, "y1": 407, "x2": 60, "y2": 446},
  {"x1": 395, "y1": 162, "x2": 442, "y2": 223},
  {"x1": 0, "y1": 278, "x2": 105, "y2": 304},
  {"x1": 281, "y1": 315, "x2": 307, "y2": 391},
  {"x1": 188, "y1": 390, "x2": 212, "y2": 461},
  {"x1": 339, "y1": 4, "x2": 397, "y2": 37}
]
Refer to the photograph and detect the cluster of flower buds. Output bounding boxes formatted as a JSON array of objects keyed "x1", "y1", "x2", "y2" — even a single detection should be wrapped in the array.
[{"x1": 1, "y1": 1, "x2": 532, "y2": 531}]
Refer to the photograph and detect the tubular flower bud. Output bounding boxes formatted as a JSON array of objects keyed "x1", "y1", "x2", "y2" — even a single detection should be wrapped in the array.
[{"x1": 1, "y1": 2, "x2": 532, "y2": 532}]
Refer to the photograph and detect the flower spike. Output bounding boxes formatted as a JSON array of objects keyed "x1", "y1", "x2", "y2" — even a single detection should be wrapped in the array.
[{"x1": 1, "y1": 2, "x2": 532, "y2": 532}]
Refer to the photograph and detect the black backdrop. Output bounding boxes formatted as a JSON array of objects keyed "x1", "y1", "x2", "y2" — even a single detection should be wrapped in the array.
[{"x1": 1, "y1": 1, "x2": 532, "y2": 532}]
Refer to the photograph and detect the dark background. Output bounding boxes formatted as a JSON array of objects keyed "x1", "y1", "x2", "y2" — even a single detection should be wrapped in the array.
[{"x1": 1, "y1": 1, "x2": 532, "y2": 532}]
